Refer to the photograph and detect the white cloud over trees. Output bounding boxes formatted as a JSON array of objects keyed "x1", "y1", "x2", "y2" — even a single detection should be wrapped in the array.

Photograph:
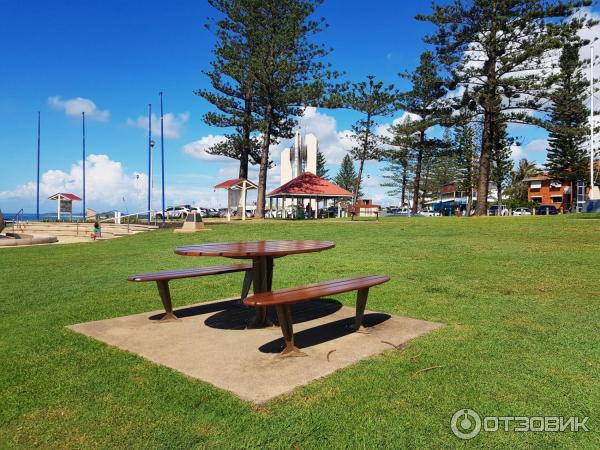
[{"x1": 48, "y1": 96, "x2": 110, "y2": 121}]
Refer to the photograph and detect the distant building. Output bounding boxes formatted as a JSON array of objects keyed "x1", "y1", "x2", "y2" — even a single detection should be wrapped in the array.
[
  {"x1": 423, "y1": 182, "x2": 498, "y2": 214},
  {"x1": 348, "y1": 199, "x2": 381, "y2": 217},
  {"x1": 524, "y1": 175, "x2": 587, "y2": 212}
]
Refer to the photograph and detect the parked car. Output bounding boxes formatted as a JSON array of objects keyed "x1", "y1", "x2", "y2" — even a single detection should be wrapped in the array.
[
  {"x1": 386, "y1": 206, "x2": 412, "y2": 216},
  {"x1": 155, "y1": 205, "x2": 190, "y2": 220},
  {"x1": 206, "y1": 208, "x2": 220, "y2": 218},
  {"x1": 513, "y1": 207, "x2": 532, "y2": 216},
  {"x1": 488, "y1": 204, "x2": 509, "y2": 216},
  {"x1": 417, "y1": 209, "x2": 440, "y2": 217},
  {"x1": 536, "y1": 204, "x2": 559, "y2": 215}
]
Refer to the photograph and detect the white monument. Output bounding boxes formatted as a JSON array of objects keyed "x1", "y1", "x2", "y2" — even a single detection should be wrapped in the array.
[
  {"x1": 280, "y1": 131, "x2": 317, "y2": 185},
  {"x1": 279, "y1": 132, "x2": 317, "y2": 210}
]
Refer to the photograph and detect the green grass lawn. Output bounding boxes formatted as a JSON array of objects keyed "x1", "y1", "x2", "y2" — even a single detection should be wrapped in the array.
[{"x1": 1, "y1": 216, "x2": 599, "y2": 449}]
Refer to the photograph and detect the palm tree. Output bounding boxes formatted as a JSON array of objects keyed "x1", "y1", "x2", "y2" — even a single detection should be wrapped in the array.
[{"x1": 506, "y1": 159, "x2": 541, "y2": 205}]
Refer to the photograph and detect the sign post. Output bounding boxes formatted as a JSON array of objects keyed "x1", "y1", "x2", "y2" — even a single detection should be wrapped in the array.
[{"x1": 48, "y1": 193, "x2": 81, "y2": 222}]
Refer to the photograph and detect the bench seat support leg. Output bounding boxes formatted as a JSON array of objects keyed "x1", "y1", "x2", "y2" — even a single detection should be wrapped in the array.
[
  {"x1": 275, "y1": 304, "x2": 307, "y2": 357},
  {"x1": 156, "y1": 280, "x2": 178, "y2": 321},
  {"x1": 348, "y1": 287, "x2": 369, "y2": 332}
]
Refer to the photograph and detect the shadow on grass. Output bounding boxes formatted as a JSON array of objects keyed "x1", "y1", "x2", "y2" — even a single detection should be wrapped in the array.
[{"x1": 259, "y1": 312, "x2": 391, "y2": 353}]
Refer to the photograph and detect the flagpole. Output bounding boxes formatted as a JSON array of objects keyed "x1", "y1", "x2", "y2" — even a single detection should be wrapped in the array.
[
  {"x1": 591, "y1": 46, "x2": 595, "y2": 196},
  {"x1": 36, "y1": 111, "x2": 41, "y2": 221},
  {"x1": 82, "y1": 111, "x2": 86, "y2": 220},
  {"x1": 147, "y1": 104, "x2": 152, "y2": 223},
  {"x1": 160, "y1": 92, "x2": 165, "y2": 225}
]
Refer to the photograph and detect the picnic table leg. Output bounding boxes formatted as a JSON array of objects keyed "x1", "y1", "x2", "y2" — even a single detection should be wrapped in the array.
[
  {"x1": 266, "y1": 257, "x2": 273, "y2": 291},
  {"x1": 240, "y1": 270, "x2": 253, "y2": 301},
  {"x1": 275, "y1": 304, "x2": 306, "y2": 357},
  {"x1": 247, "y1": 256, "x2": 274, "y2": 328},
  {"x1": 347, "y1": 287, "x2": 369, "y2": 333},
  {"x1": 156, "y1": 280, "x2": 178, "y2": 321}
]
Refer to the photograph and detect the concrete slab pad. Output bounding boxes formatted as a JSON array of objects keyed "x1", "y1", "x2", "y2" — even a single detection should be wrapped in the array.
[{"x1": 68, "y1": 298, "x2": 443, "y2": 404}]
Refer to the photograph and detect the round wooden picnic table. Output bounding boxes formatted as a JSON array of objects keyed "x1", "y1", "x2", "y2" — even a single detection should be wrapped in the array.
[{"x1": 175, "y1": 240, "x2": 335, "y2": 327}]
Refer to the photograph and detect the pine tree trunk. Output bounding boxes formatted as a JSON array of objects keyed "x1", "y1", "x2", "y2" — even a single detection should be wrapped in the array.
[
  {"x1": 475, "y1": 110, "x2": 494, "y2": 216},
  {"x1": 352, "y1": 113, "x2": 372, "y2": 204},
  {"x1": 239, "y1": 93, "x2": 252, "y2": 180},
  {"x1": 411, "y1": 131, "x2": 425, "y2": 214},
  {"x1": 255, "y1": 104, "x2": 272, "y2": 219},
  {"x1": 401, "y1": 165, "x2": 408, "y2": 206},
  {"x1": 354, "y1": 159, "x2": 365, "y2": 204},
  {"x1": 236, "y1": 90, "x2": 253, "y2": 219},
  {"x1": 475, "y1": 10, "x2": 497, "y2": 217}
]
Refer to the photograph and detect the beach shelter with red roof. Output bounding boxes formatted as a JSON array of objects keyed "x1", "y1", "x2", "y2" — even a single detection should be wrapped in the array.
[
  {"x1": 214, "y1": 178, "x2": 258, "y2": 221},
  {"x1": 48, "y1": 193, "x2": 81, "y2": 220},
  {"x1": 267, "y1": 172, "x2": 352, "y2": 218}
]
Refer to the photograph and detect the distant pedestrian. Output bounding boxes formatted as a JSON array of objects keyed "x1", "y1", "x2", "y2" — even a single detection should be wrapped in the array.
[
  {"x1": 92, "y1": 221, "x2": 101, "y2": 240},
  {"x1": 305, "y1": 202, "x2": 313, "y2": 219}
]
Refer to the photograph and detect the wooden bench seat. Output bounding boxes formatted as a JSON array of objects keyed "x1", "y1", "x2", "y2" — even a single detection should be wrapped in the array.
[
  {"x1": 244, "y1": 275, "x2": 390, "y2": 356},
  {"x1": 128, "y1": 263, "x2": 252, "y2": 321}
]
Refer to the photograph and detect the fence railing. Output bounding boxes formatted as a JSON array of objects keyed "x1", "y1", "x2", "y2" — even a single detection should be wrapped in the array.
[
  {"x1": 8, "y1": 209, "x2": 25, "y2": 232},
  {"x1": 97, "y1": 210, "x2": 159, "y2": 227}
]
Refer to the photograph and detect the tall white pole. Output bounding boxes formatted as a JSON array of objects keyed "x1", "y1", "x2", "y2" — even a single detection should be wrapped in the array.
[
  {"x1": 242, "y1": 180, "x2": 247, "y2": 221},
  {"x1": 591, "y1": 46, "x2": 595, "y2": 195}
]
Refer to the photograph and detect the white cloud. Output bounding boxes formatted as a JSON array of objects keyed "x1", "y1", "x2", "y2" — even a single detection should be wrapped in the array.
[
  {"x1": 182, "y1": 134, "x2": 229, "y2": 161},
  {"x1": 0, "y1": 154, "x2": 146, "y2": 211},
  {"x1": 510, "y1": 139, "x2": 548, "y2": 163},
  {"x1": 525, "y1": 139, "x2": 548, "y2": 153},
  {"x1": 127, "y1": 112, "x2": 189, "y2": 139},
  {"x1": 0, "y1": 181, "x2": 36, "y2": 200},
  {"x1": 376, "y1": 111, "x2": 422, "y2": 139},
  {"x1": 48, "y1": 96, "x2": 109, "y2": 121}
]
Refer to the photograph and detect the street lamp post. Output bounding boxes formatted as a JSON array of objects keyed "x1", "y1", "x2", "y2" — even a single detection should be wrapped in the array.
[
  {"x1": 150, "y1": 139, "x2": 156, "y2": 204},
  {"x1": 82, "y1": 111, "x2": 86, "y2": 221},
  {"x1": 159, "y1": 92, "x2": 166, "y2": 225},
  {"x1": 147, "y1": 104, "x2": 152, "y2": 223},
  {"x1": 36, "y1": 112, "x2": 40, "y2": 221}
]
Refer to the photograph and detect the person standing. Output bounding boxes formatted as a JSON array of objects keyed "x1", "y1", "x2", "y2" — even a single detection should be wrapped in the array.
[
  {"x1": 92, "y1": 221, "x2": 101, "y2": 240},
  {"x1": 305, "y1": 202, "x2": 313, "y2": 219}
]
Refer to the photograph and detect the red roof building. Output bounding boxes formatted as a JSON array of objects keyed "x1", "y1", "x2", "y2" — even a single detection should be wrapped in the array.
[
  {"x1": 348, "y1": 199, "x2": 381, "y2": 217},
  {"x1": 267, "y1": 172, "x2": 352, "y2": 219},
  {"x1": 214, "y1": 178, "x2": 258, "y2": 190},
  {"x1": 267, "y1": 172, "x2": 353, "y2": 198},
  {"x1": 213, "y1": 178, "x2": 257, "y2": 221},
  {"x1": 48, "y1": 193, "x2": 82, "y2": 201},
  {"x1": 48, "y1": 193, "x2": 81, "y2": 220}
]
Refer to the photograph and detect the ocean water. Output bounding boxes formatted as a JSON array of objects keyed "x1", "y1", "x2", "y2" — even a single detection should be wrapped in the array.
[{"x1": 2, "y1": 213, "x2": 83, "y2": 222}]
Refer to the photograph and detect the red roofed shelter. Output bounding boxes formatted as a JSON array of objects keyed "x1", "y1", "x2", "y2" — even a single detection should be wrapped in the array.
[
  {"x1": 48, "y1": 193, "x2": 81, "y2": 221},
  {"x1": 267, "y1": 172, "x2": 352, "y2": 218},
  {"x1": 214, "y1": 178, "x2": 258, "y2": 221}
]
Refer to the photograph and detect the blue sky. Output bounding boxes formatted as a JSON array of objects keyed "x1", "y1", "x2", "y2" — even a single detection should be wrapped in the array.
[{"x1": 0, "y1": 0, "x2": 597, "y2": 213}]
